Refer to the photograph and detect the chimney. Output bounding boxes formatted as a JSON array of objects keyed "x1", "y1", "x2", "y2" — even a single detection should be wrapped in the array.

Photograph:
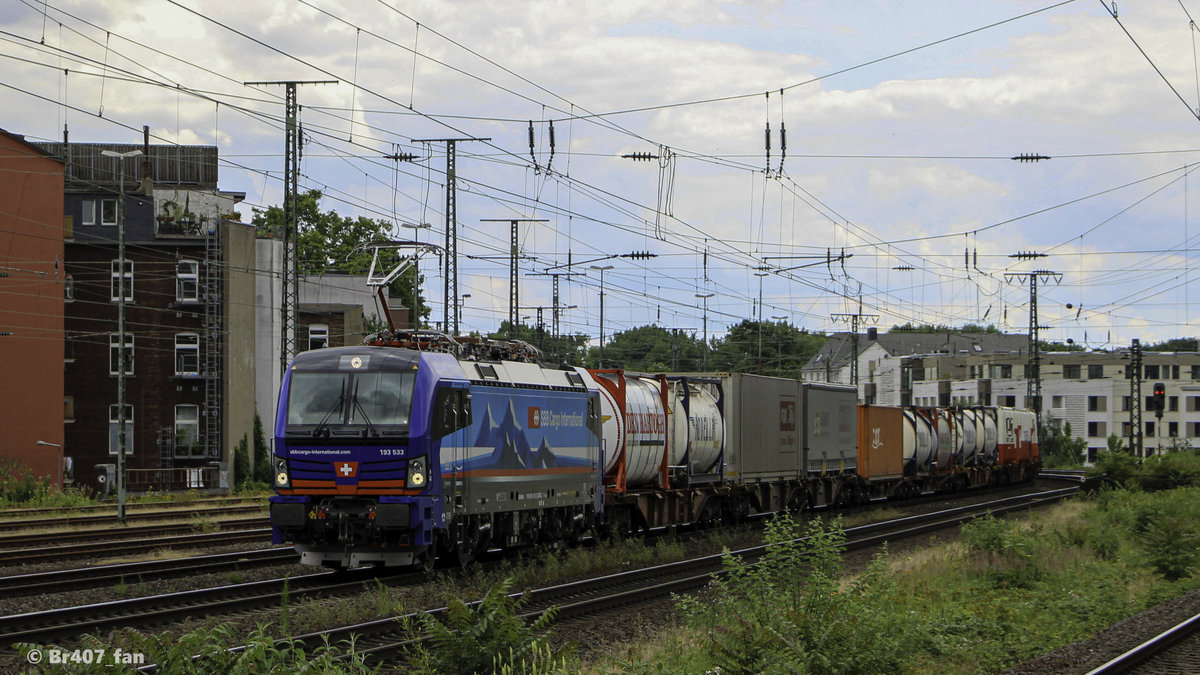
[{"x1": 140, "y1": 125, "x2": 153, "y2": 195}]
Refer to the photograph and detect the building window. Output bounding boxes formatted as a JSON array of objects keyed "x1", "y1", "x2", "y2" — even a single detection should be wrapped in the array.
[
  {"x1": 175, "y1": 333, "x2": 199, "y2": 376},
  {"x1": 1087, "y1": 421, "x2": 1105, "y2": 437},
  {"x1": 64, "y1": 275, "x2": 74, "y2": 300},
  {"x1": 1192, "y1": 365, "x2": 1200, "y2": 380},
  {"x1": 1088, "y1": 364, "x2": 1104, "y2": 379},
  {"x1": 64, "y1": 396, "x2": 74, "y2": 423},
  {"x1": 1122, "y1": 396, "x2": 1131, "y2": 412},
  {"x1": 1063, "y1": 364, "x2": 1081, "y2": 379},
  {"x1": 1145, "y1": 364, "x2": 1160, "y2": 379},
  {"x1": 309, "y1": 324, "x2": 329, "y2": 350},
  {"x1": 1051, "y1": 395, "x2": 1064, "y2": 409},
  {"x1": 82, "y1": 200, "x2": 96, "y2": 226},
  {"x1": 101, "y1": 198, "x2": 118, "y2": 226},
  {"x1": 108, "y1": 404, "x2": 133, "y2": 456},
  {"x1": 999, "y1": 395, "x2": 1016, "y2": 407},
  {"x1": 1170, "y1": 396, "x2": 1179, "y2": 412},
  {"x1": 1146, "y1": 421, "x2": 1156, "y2": 437},
  {"x1": 176, "y1": 260, "x2": 200, "y2": 303},
  {"x1": 175, "y1": 404, "x2": 201, "y2": 457},
  {"x1": 989, "y1": 364, "x2": 1013, "y2": 379},
  {"x1": 109, "y1": 333, "x2": 134, "y2": 375},
  {"x1": 1172, "y1": 365, "x2": 1180, "y2": 380},
  {"x1": 110, "y1": 260, "x2": 133, "y2": 302},
  {"x1": 1169, "y1": 421, "x2": 1179, "y2": 437},
  {"x1": 1087, "y1": 396, "x2": 1106, "y2": 412}
]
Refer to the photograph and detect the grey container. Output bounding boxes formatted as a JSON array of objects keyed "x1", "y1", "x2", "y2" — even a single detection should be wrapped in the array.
[{"x1": 802, "y1": 382, "x2": 858, "y2": 475}]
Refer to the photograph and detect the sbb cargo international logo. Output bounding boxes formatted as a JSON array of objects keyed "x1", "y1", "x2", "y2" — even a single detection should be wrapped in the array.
[{"x1": 528, "y1": 407, "x2": 541, "y2": 428}]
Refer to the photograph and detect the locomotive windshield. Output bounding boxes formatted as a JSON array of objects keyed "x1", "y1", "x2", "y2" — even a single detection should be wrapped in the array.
[{"x1": 286, "y1": 370, "x2": 415, "y2": 438}]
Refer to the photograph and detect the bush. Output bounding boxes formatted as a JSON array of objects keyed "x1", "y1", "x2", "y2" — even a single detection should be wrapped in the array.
[
  {"x1": 960, "y1": 513, "x2": 1042, "y2": 588},
  {"x1": 1088, "y1": 450, "x2": 1141, "y2": 486},
  {"x1": 405, "y1": 577, "x2": 573, "y2": 675},
  {"x1": 16, "y1": 624, "x2": 372, "y2": 674},
  {"x1": 1144, "y1": 450, "x2": 1200, "y2": 487},
  {"x1": 676, "y1": 514, "x2": 914, "y2": 674}
]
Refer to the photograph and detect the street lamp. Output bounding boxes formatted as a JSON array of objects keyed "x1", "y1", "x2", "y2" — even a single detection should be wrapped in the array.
[
  {"x1": 696, "y1": 292, "x2": 715, "y2": 369},
  {"x1": 35, "y1": 441, "x2": 63, "y2": 490},
  {"x1": 401, "y1": 222, "x2": 432, "y2": 237},
  {"x1": 101, "y1": 149, "x2": 141, "y2": 525},
  {"x1": 590, "y1": 265, "x2": 613, "y2": 368}
]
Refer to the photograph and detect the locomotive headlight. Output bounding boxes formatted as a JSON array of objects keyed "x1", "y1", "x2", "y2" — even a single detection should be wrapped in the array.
[
  {"x1": 274, "y1": 457, "x2": 290, "y2": 488},
  {"x1": 407, "y1": 456, "x2": 427, "y2": 488}
]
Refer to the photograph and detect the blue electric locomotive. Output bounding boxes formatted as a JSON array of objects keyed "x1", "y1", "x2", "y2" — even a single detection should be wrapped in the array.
[{"x1": 268, "y1": 343, "x2": 603, "y2": 569}]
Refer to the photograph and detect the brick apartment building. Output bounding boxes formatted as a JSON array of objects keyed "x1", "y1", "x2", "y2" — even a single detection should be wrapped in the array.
[
  {"x1": 0, "y1": 130, "x2": 66, "y2": 487},
  {"x1": 34, "y1": 136, "x2": 255, "y2": 493}
]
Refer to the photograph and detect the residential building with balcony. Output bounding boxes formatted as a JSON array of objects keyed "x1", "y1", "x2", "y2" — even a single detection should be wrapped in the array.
[{"x1": 34, "y1": 136, "x2": 255, "y2": 492}]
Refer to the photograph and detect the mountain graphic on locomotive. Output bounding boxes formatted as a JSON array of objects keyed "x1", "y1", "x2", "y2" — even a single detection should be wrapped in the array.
[{"x1": 268, "y1": 332, "x2": 1040, "y2": 570}]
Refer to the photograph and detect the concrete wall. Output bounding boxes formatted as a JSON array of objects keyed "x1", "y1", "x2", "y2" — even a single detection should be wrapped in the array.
[
  {"x1": 223, "y1": 222, "x2": 257, "y2": 469},
  {"x1": 254, "y1": 238, "x2": 283, "y2": 438}
]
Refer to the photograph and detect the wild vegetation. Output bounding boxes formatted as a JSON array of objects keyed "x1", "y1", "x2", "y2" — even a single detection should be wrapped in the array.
[{"x1": 12, "y1": 450, "x2": 1200, "y2": 673}]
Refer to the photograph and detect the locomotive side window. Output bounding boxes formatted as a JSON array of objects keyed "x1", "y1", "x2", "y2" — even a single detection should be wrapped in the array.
[{"x1": 434, "y1": 388, "x2": 472, "y2": 437}]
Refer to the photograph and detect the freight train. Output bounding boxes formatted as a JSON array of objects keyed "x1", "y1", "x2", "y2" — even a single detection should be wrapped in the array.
[{"x1": 268, "y1": 333, "x2": 1039, "y2": 569}]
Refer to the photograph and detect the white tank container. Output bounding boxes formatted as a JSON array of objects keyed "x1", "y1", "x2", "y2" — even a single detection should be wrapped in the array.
[
  {"x1": 587, "y1": 371, "x2": 668, "y2": 487},
  {"x1": 902, "y1": 409, "x2": 935, "y2": 473},
  {"x1": 667, "y1": 380, "x2": 724, "y2": 474},
  {"x1": 957, "y1": 409, "x2": 980, "y2": 466}
]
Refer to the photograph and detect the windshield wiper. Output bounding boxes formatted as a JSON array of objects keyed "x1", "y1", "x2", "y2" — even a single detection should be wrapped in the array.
[
  {"x1": 350, "y1": 379, "x2": 379, "y2": 438},
  {"x1": 311, "y1": 380, "x2": 346, "y2": 438}
]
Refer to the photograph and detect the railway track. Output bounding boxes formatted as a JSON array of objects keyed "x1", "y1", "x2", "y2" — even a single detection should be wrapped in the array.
[
  {"x1": 241, "y1": 486, "x2": 1082, "y2": 669},
  {"x1": 0, "y1": 505, "x2": 266, "y2": 534},
  {"x1": 0, "y1": 547, "x2": 297, "y2": 597},
  {"x1": 0, "y1": 528, "x2": 273, "y2": 565},
  {"x1": 1085, "y1": 612, "x2": 1200, "y2": 674},
  {"x1": 0, "y1": 518, "x2": 269, "y2": 549},
  {"x1": 0, "y1": 497, "x2": 265, "y2": 520},
  {"x1": 0, "y1": 486, "x2": 1076, "y2": 667},
  {"x1": 0, "y1": 563, "x2": 428, "y2": 646}
]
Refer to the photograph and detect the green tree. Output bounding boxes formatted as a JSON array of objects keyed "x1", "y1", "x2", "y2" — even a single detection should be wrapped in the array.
[
  {"x1": 253, "y1": 411, "x2": 271, "y2": 484},
  {"x1": 1145, "y1": 337, "x2": 1200, "y2": 352},
  {"x1": 251, "y1": 189, "x2": 430, "y2": 328},
  {"x1": 587, "y1": 325, "x2": 705, "y2": 371},
  {"x1": 710, "y1": 319, "x2": 826, "y2": 378},
  {"x1": 233, "y1": 434, "x2": 250, "y2": 486},
  {"x1": 492, "y1": 321, "x2": 590, "y2": 365},
  {"x1": 1040, "y1": 420, "x2": 1087, "y2": 468}
]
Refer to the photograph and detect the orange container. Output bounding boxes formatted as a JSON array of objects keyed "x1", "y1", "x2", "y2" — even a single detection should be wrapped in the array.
[{"x1": 856, "y1": 405, "x2": 906, "y2": 480}]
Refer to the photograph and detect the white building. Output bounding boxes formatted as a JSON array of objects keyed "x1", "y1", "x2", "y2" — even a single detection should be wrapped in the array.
[{"x1": 802, "y1": 331, "x2": 1200, "y2": 463}]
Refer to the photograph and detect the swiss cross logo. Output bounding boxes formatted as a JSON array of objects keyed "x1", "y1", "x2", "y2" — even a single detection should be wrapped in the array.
[{"x1": 335, "y1": 461, "x2": 358, "y2": 478}]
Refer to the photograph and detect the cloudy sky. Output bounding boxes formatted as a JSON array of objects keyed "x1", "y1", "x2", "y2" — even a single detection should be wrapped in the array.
[{"x1": 4, "y1": 0, "x2": 1199, "y2": 349}]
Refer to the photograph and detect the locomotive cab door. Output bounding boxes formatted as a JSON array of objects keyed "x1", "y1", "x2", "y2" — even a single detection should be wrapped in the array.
[{"x1": 434, "y1": 384, "x2": 473, "y2": 517}]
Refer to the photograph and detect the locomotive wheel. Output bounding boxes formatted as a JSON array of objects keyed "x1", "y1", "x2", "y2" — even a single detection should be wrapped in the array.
[{"x1": 414, "y1": 546, "x2": 436, "y2": 575}]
